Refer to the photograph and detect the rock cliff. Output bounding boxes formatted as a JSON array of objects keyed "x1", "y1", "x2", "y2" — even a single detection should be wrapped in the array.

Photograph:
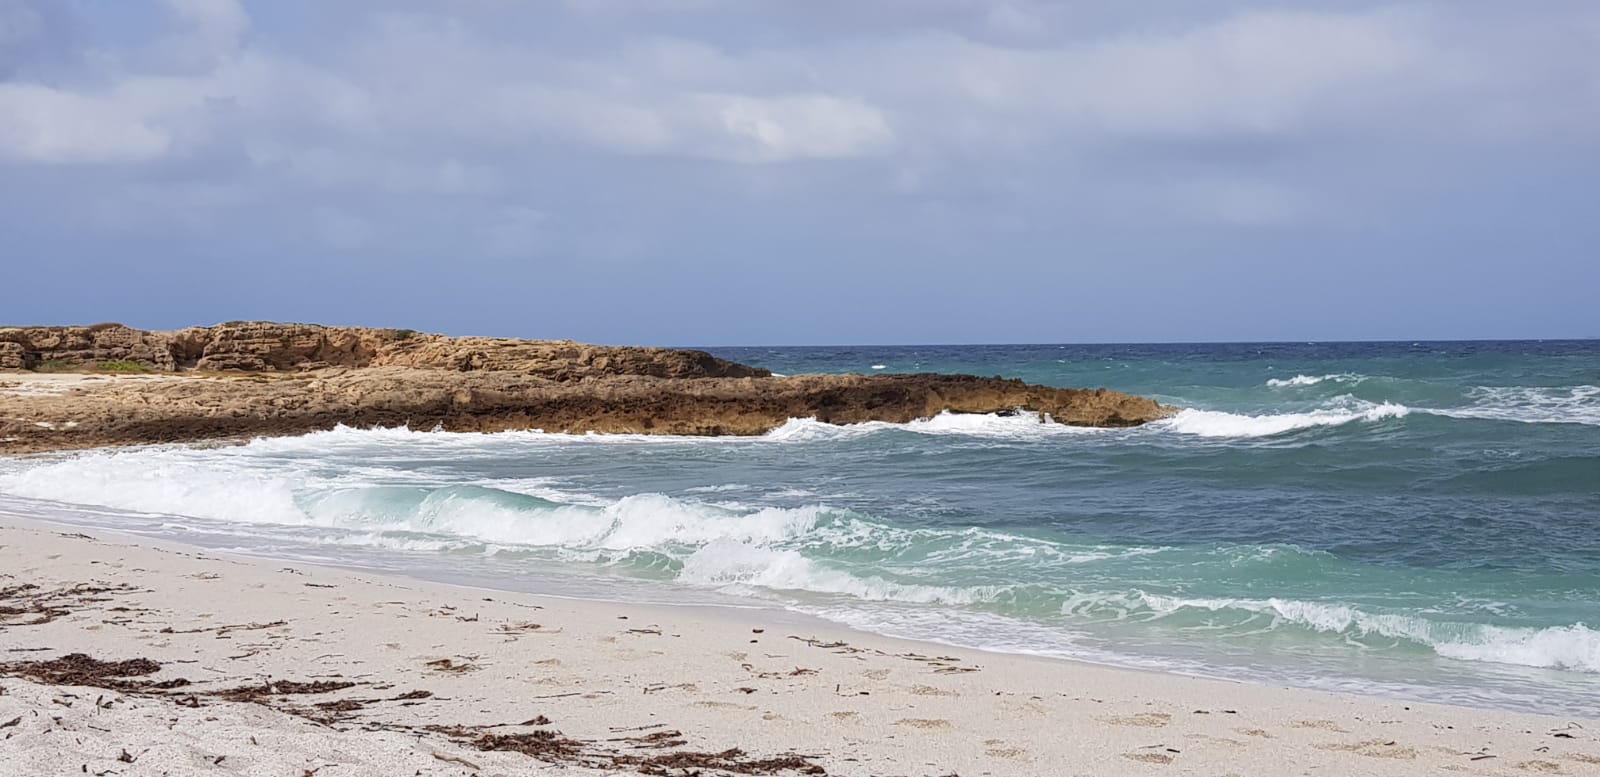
[
  {"x1": 0, "y1": 323, "x2": 1177, "y2": 453},
  {"x1": 0, "y1": 323, "x2": 766, "y2": 380}
]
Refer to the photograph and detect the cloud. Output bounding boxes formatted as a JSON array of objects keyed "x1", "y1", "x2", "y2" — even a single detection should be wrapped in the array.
[
  {"x1": 0, "y1": 0, "x2": 251, "y2": 164},
  {"x1": 0, "y1": 1, "x2": 1595, "y2": 340},
  {"x1": 0, "y1": 82, "x2": 172, "y2": 163},
  {"x1": 701, "y1": 94, "x2": 892, "y2": 162},
  {"x1": 160, "y1": 0, "x2": 249, "y2": 60},
  {"x1": 5, "y1": 3, "x2": 1594, "y2": 172}
]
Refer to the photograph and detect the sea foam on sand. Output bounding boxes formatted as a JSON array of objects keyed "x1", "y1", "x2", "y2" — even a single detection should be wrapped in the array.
[{"x1": 0, "y1": 518, "x2": 1595, "y2": 776}]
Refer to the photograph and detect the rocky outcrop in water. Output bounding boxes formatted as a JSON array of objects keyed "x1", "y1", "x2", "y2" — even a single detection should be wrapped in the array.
[{"x1": 0, "y1": 323, "x2": 1177, "y2": 454}]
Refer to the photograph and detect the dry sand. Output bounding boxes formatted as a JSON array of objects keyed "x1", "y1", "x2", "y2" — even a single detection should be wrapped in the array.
[
  {"x1": 1, "y1": 518, "x2": 1596, "y2": 777},
  {"x1": 0, "y1": 373, "x2": 181, "y2": 397}
]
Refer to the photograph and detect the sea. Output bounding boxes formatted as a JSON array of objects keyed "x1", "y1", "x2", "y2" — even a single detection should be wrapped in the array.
[{"x1": 2, "y1": 341, "x2": 1596, "y2": 717}]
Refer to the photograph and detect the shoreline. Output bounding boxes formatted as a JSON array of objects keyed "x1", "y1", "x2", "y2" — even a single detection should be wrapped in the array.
[
  {"x1": 2, "y1": 514, "x2": 1596, "y2": 776},
  {"x1": 6, "y1": 499, "x2": 1591, "y2": 721},
  {"x1": 3, "y1": 432, "x2": 1596, "y2": 722}
]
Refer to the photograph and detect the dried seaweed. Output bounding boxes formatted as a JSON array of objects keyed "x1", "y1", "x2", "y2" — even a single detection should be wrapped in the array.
[
  {"x1": 313, "y1": 699, "x2": 364, "y2": 713},
  {"x1": 0, "y1": 653, "x2": 161, "y2": 691},
  {"x1": 455, "y1": 725, "x2": 826, "y2": 774},
  {"x1": 472, "y1": 730, "x2": 586, "y2": 760},
  {"x1": 213, "y1": 679, "x2": 356, "y2": 702},
  {"x1": 0, "y1": 582, "x2": 140, "y2": 627},
  {"x1": 622, "y1": 748, "x2": 826, "y2": 775}
]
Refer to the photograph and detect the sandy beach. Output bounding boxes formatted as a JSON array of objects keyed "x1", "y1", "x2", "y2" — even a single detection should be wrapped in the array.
[{"x1": 2, "y1": 517, "x2": 1595, "y2": 776}]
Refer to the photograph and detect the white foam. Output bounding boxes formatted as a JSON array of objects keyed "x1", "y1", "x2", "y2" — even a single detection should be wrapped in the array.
[
  {"x1": 900, "y1": 411, "x2": 1103, "y2": 438},
  {"x1": 1432, "y1": 623, "x2": 1600, "y2": 671},
  {"x1": 1266, "y1": 373, "x2": 1363, "y2": 388},
  {"x1": 0, "y1": 451, "x2": 309, "y2": 526},
  {"x1": 762, "y1": 411, "x2": 1107, "y2": 443},
  {"x1": 1425, "y1": 386, "x2": 1600, "y2": 426},
  {"x1": 1155, "y1": 401, "x2": 1409, "y2": 438},
  {"x1": 760, "y1": 418, "x2": 879, "y2": 443},
  {"x1": 678, "y1": 539, "x2": 1003, "y2": 604},
  {"x1": 1133, "y1": 593, "x2": 1600, "y2": 673}
]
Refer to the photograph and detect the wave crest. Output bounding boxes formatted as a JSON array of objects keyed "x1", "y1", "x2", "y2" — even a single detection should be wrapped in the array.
[
  {"x1": 1266, "y1": 373, "x2": 1364, "y2": 388},
  {"x1": 1156, "y1": 401, "x2": 1409, "y2": 438},
  {"x1": 1428, "y1": 386, "x2": 1600, "y2": 427},
  {"x1": 1131, "y1": 594, "x2": 1600, "y2": 673}
]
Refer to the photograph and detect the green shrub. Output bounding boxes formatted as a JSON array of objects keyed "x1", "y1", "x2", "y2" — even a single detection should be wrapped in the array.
[
  {"x1": 33, "y1": 359, "x2": 76, "y2": 373},
  {"x1": 392, "y1": 328, "x2": 417, "y2": 341},
  {"x1": 96, "y1": 360, "x2": 152, "y2": 373}
]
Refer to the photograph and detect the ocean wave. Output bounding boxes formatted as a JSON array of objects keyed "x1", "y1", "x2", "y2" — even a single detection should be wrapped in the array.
[
  {"x1": 678, "y1": 539, "x2": 1007, "y2": 605},
  {"x1": 1265, "y1": 373, "x2": 1364, "y2": 388},
  {"x1": 0, "y1": 452, "x2": 310, "y2": 526},
  {"x1": 762, "y1": 412, "x2": 1108, "y2": 443},
  {"x1": 0, "y1": 455, "x2": 829, "y2": 551},
  {"x1": 1424, "y1": 386, "x2": 1600, "y2": 427},
  {"x1": 1128, "y1": 593, "x2": 1600, "y2": 673},
  {"x1": 235, "y1": 412, "x2": 1110, "y2": 451},
  {"x1": 1154, "y1": 401, "x2": 1410, "y2": 438},
  {"x1": 0, "y1": 447, "x2": 1154, "y2": 569}
]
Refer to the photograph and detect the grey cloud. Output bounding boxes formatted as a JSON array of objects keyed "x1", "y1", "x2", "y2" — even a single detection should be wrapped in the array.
[
  {"x1": 4, "y1": 3, "x2": 1592, "y2": 170},
  {"x1": 0, "y1": 0, "x2": 1597, "y2": 345}
]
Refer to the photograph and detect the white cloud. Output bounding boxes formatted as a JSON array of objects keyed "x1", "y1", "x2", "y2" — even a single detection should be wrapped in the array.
[
  {"x1": 704, "y1": 93, "x2": 893, "y2": 162},
  {"x1": 0, "y1": 0, "x2": 255, "y2": 164},
  {"x1": 835, "y1": 8, "x2": 1430, "y2": 145},
  {"x1": 0, "y1": 3, "x2": 1593, "y2": 182},
  {"x1": 0, "y1": 82, "x2": 172, "y2": 163}
]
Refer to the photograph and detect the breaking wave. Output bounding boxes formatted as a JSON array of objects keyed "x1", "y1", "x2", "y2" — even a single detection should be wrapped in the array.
[
  {"x1": 761, "y1": 412, "x2": 1107, "y2": 442},
  {"x1": 0, "y1": 448, "x2": 1148, "y2": 608},
  {"x1": 1266, "y1": 373, "x2": 1365, "y2": 388},
  {"x1": 1115, "y1": 593, "x2": 1600, "y2": 674},
  {"x1": 1155, "y1": 401, "x2": 1410, "y2": 438},
  {"x1": 1427, "y1": 386, "x2": 1600, "y2": 427}
]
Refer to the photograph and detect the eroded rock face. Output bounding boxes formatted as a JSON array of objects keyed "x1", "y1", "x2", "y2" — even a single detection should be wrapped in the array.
[
  {"x1": 0, "y1": 322, "x2": 766, "y2": 380},
  {"x1": 0, "y1": 341, "x2": 24, "y2": 370},
  {"x1": 0, "y1": 324, "x2": 177, "y2": 371}
]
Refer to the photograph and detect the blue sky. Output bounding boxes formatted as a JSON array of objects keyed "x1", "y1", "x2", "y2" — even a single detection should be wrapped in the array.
[{"x1": 1, "y1": 1, "x2": 1596, "y2": 345}]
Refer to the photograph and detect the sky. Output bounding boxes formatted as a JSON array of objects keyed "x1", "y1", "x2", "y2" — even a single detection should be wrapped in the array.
[{"x1": 1, "y1": 1, "x2": 1596, "y2": 345}]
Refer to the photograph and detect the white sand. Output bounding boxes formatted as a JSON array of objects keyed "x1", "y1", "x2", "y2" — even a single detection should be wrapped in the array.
[{"x1": 1, "y1": 518, "x2": 1595, "y2": 777}]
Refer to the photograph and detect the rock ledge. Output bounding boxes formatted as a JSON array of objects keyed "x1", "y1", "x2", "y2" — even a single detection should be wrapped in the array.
[{"x1": 0, "y1": 323, "x2": 1177, "y2": 454}]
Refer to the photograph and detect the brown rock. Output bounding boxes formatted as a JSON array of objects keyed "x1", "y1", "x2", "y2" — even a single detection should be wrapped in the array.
[
  {"x1": 0, "y1": 323, "x2": 175, "y2": 371},
  {"x1": 0, "y1": 323, "x2": 1178, "y2": 454},
  {"x1": 0, "y1": 341, "x2": 25, "y2": 370},
  {"x1": 0, "y1": 322, "x2": 765, "y2": 380}
]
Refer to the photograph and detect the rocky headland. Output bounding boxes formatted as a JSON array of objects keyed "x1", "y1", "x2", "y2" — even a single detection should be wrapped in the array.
[{"x1": 1, "y1": 323, "x2": 1176, "y2": 454}]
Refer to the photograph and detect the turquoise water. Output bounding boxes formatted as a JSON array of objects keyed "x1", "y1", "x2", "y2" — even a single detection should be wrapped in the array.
[{"x1": 2, "y1": 341, "x2": 1596, "y2": 715}]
